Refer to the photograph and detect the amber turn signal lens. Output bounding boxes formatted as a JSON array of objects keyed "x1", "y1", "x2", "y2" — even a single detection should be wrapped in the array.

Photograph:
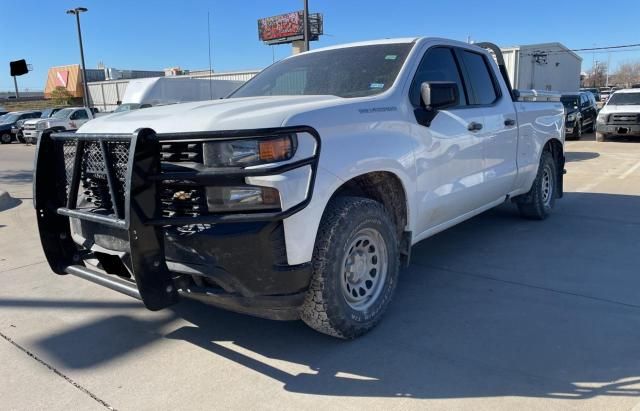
[{"x1": 259, "y1": 137, "x2": 293, "y2": 162}]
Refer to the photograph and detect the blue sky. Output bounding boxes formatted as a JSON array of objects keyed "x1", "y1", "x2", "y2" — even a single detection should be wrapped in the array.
[{"x1": 2, "y1": 0, "x2": 640, "y2": 91}]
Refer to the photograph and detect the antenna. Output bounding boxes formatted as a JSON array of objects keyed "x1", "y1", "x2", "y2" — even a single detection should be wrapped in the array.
[{"x1": 207, "y1": 10, "x2": 213, "y2": 100}]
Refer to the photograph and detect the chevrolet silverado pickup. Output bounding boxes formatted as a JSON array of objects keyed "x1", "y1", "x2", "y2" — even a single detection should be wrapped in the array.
[
  {"x1": 34, "y1": 38, "x2": 565, "y2": 339},
  {"x1": 23, "y1": 107, "x2": 93, "y2": 144}
]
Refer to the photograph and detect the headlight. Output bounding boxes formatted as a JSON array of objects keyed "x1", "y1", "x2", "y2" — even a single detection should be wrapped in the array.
[
  {"x1": 597, "y1": 114, "x2": 606, "y2": 124},
  {"x1": 567, "y1": 113, "x2": 576, "y2": 122},
  {"x1": 36, "y1": 122, "x2": 46, "y2": 130},
  {"x1": 203, "y1": 134, "x2": 296, "y2": 167},
  {"x1": 206, "y1": 185, "x2": 280, "y2": 212}
]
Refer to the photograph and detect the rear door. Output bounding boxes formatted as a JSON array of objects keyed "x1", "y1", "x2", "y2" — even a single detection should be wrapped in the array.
[
  {"x1": 410, "y1": 46, "x2": 489, "y2": 232},
  {"x1": 456, "y1": 48, "x2": 518, "y2": 200}
]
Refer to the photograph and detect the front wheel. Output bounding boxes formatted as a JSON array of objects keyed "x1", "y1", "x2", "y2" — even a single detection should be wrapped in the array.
[
  {"x1": 573, "y1": 121, "x2": 582, "y2": 139},
  {"x1": 0, "y1": 133, "x2": 12, "y2": 144},
  {"x1": 516, "y1": 151, "x2": 557, "y2": 220},
  {"x1": 301, "y1": 196, "x2": 400, "y2": 339}
]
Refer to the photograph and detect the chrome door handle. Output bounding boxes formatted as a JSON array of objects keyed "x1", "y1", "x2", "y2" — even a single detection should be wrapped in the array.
[{"x1": 468, "y1": 122, "x2": 483, "y2": 131}]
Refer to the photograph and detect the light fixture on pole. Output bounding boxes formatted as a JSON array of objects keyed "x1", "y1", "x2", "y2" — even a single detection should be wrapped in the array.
[{"x1": 66, "y1": 7, "x2": 90, "y2": 108}]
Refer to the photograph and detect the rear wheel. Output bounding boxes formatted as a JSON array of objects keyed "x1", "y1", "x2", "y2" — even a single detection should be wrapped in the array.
[
  {"x1": 301, "y1": 196, "x2": 400, "y2": 339},
  {"x1": 0, "y1": 133, "x2": 12, "y2": 144},
  {"x1": 516, "y1": 151, "x2": 557, "y2": 220}
]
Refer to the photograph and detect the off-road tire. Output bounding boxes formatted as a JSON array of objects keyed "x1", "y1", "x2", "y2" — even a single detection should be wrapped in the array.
[
  {"x1": 517, "y1": 151, "x2": 556, "y2": 220},
  {"x1": 596, "y1": 132, "x2": 606, "y2": 142},
  {"x1": 0, "y1": 133, "x2": 11, "y2": 144},
  {"x1": 301, "y1": 196, "x2": 400, "y2": 339}
]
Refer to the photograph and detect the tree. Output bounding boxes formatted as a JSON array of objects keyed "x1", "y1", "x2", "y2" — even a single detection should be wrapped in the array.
[
  {"x1": 613, "y1": 62, "x2": 640, "y2": 87},
  {"x1": 583, "y1": 62, "x2": 608, "y2": 88},
  {"x1": 50, "y1": 86, "x2": 74, "y2": 106}
]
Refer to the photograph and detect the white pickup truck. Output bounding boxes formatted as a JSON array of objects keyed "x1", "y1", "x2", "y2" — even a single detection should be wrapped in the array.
[
  {"x1": 23, "y1": 107, "x2": 94, "y2": 144},
  {"x1": 596, "y1": 88, "x2": 640, "y2": 141},
  {"x1": 34, "y1": 38, "x2": 565, "y2": 339}
]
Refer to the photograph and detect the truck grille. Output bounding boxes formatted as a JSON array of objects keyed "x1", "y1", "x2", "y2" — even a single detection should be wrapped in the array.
[
  {"x1": 63, "y1": 141, "x2": 130, "y2": 215},
  {"x1": 159, "y1": 142, "x2": 206, "y2": 218},
  {"x1": 608, "y1": 113, "x2": 640, "y2": 125},
  {"x1": 24, "y1": 124, "x2": 36, "y2": 131}
]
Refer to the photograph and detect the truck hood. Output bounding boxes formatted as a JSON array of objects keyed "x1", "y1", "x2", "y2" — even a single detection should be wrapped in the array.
[
  {"x1": 78, "y1": 95, "x2": 345, "y2": 134},
  {"x1": 599, "y1": 104, "x2": 640, "y2": 115}
]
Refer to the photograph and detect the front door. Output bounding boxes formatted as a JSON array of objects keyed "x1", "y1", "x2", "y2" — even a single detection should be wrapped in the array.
[{"x1": 410, "y1": 47, "x2": 490, "y2": 234}]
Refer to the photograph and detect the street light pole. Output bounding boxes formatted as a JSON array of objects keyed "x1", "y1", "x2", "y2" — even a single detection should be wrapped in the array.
[{"x1": 67, "y1": 7, "x2": 90, "y2": 108}]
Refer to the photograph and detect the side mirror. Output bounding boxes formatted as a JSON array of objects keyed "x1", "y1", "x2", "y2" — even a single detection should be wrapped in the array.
[{"x1": 420, "y1": 81, "x2": 459, "y2": 111}]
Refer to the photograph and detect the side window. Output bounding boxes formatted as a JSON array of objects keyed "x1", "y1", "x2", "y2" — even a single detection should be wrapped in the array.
[
  {"x1": 458, "y1": 50, "x2": 499, "y2": 105},
  {"x1": 71, "y1": 110, "x2": 89, "y2": 120},
  {"x1": 410, "y1": 47, "x2": 466, "y2": 107}
]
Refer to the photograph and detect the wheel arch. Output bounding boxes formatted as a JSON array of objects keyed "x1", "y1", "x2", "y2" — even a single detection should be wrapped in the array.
[{"x1": 543, "y1": 137, "x2": 565, "y2": 199}]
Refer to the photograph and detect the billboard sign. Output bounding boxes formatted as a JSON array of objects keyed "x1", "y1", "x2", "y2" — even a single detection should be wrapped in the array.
[
  {"x1": 258, "y1": 11, "x2": 323, "y2": 45},
  {"x1": 55, "y1": 70, "x2": 69, "y2": 87}
]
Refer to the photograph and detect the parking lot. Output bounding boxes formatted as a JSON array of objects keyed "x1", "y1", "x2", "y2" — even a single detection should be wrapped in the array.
[{"x1": 1, "y1": 133, "x2": 640, "y2": 410}]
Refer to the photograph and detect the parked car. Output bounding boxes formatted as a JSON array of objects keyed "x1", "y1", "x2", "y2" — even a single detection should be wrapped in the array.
[
  {"x1": 0, "y1": 111, "x2": 42, "y2": 144},
  {"x1": 22, "y1": 107, "x2": 94, "y2": 144},
  {"x1": 561, "y1": 92, "x2": 598, "y2": 139},
  {"x1": 580, "y1": 87, "x2": 601, "y2": 102},
  {"x1": 596, "y1": 88, "x2": 640, "y2": 142},
  {"x1": 34, "y1": 38, "x2": 565, "y2": 339},
  {"x1": 11, "y1": 108, "x2": 63, "y2": 143}
]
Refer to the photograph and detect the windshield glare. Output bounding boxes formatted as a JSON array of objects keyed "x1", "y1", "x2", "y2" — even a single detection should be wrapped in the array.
[
  {"x1": 607, "y1": 93, "x2": 640, "y2": 106},
  {"x1": 231, "y1": 43, "x2": 413, "y2": 99},
  {"x1": 52, "y1": 108, "x2": 74, "y2": 119}
]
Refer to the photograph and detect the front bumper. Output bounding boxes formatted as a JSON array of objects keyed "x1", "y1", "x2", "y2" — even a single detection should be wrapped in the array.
[
  {"x1": 23, "y1": 129, "x2": 43, "y2": 140},
  {"x1": 596, "y1": 124, "x2": 640, "y2": 137},
  {"x1": 34, "y1": 127, "x2": 320, "y2": 320}
]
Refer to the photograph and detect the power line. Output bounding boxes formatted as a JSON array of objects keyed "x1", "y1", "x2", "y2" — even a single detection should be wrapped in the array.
[{"x1": 571, "y1": 43, "x2": 640, "y2": 52}]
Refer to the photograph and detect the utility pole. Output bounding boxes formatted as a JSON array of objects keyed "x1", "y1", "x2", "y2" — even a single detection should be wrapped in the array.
[
  {"x1": 303, "y1": 0, "x2": 310, "y2": 52},
  {"x1": 606, "y1": 52, "x2": 611, "y2": 87},
  {"x1": 66, "y1": 7, "x2": 90, "y2": 108}
]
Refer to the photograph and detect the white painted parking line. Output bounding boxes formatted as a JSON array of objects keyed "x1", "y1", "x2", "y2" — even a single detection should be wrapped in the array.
[{"x1": 619, "y1": 160, "x2": 640, "y2": 180}]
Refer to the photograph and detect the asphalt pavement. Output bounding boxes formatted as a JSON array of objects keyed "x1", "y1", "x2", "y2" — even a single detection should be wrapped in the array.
[{"x1": 1, "y1": 134, "x2": 640, "y2": 410}]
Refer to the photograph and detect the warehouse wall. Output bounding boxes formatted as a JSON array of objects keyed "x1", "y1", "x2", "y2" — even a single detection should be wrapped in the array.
[{"x1": 516, "y1": 44, "x2": 581, "y2": 92}]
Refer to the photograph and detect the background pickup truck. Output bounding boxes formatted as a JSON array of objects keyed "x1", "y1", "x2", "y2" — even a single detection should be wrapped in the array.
[
  {"x1": 23, "y1": 107, "x2": 94, "y2": 144},
  {"x1": 34, "y1": 37, "x2": 565, "y2": 339},
  {"x1": 596, "y1": 88, "x2": 640, "y2": 142}
]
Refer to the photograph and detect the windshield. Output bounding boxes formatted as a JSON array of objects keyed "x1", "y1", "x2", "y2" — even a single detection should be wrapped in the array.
[
  {"x1": 607, "y1": 93, "x2": 640, "y2": 106},
  {"x1": 561, "y1": 96, "x2": 579, "y2": 109},
  {"x1": 231, "y1": 43, "x2": 413, "y2": 99},
  {"x1": 0, "y1": 114, "x2": 19, "y2": 124},
  {"x1": 114, "y1": 103, "x2": 141, "y2": 113},
  {"x1": 40, "y1": 109, "x2": 53, "y2": 118},
  {"x1": 52, "y1": 108, "x2": 74, "y2": 119}
]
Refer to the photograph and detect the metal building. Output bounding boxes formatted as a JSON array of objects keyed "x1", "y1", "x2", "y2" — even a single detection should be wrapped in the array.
[{"x1": 500, "y1": 43, "x2": 582, "y2": 92}]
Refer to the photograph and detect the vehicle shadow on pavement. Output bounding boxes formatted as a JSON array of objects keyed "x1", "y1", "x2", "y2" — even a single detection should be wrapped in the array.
[
  {"x1": 565, "y1": 151, "x2": 599, "y2": 162},
  {"x1": 34, "y1": 192, "x2": 640, "y2": 400}
]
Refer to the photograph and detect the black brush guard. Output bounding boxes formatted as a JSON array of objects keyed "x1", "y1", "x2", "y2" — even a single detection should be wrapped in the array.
[{"x1": 34, "y1": 127, "x2": 320, "y2": 311}]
